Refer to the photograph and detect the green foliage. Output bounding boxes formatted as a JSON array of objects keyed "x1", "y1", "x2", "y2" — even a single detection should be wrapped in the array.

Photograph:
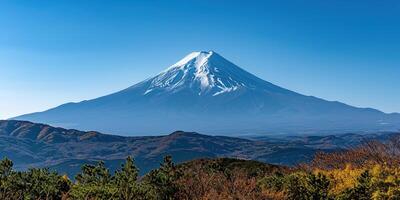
[
  {"x1": 0, "y1": 158, "x2": 16, "y2": 199},
  {"x1": 75, "y1": 161, "x2": 111, "y2": 185},
  {"x1": 25, "y1": 168, "x2": 71, "y2": 200},
  {"x1": 0, "y1": 158, "x2": 13, "y2": 178},
  {"x1": 145, "y1": 155, "x2": 182, "y2": 200},
  {"x1": 60, "y1": 155, "x2": 179, "y2": 200},
  {"x1": 70, "y1": 161, "x2": 115, "y2": 199},
  {"x1": 307, "y1": 173, "x2": 331, "y2": 200},
  {"x1": 0, "y1": 157, "x2": 71, "y2": 200},
  {"x1": 114, "y1": 156, "x2": 155, "y2": 200},
  {"x1": 1, "y1": 154, "x2": 399, "y2": 200},
  {"x1": 261, "y1": 171, "x2": 331, "y2": 200},
  {"x1": 258, "y1": 172, "x2": 286, "y2": 191},
  {"x1": 285, "y1": 172, "x2": 310, "y2": 200}
]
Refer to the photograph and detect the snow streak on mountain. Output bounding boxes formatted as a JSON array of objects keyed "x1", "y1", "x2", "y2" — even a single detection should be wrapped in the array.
[
  {"x1": 146, "y1": 51, "x2": 261, "y2": 96},
  {"x1": 14, "y1": 51, "x2": 400, "y2": 136}
]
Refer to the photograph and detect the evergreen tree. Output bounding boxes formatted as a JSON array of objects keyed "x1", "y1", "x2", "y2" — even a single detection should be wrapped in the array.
[
  {"x1": 146, "y1": 155, "x2": 181, "y2": 200},
  {"x1": 71, "y1": 161, "x2": 116, "y2": 199},
  {"x1": 0, "y1": 158, "x2": 14, "y2": 199},
  {"x1": 307, "y1": 173, "x2": 331, "y2": 200},
  {"x1": 285, "y1": 172, "x2": 331, "y2": 200},
  {"x1": 24, "y1": 168, "x2": 71, "y2": 200},
  {"x1": 114, "y1": 156, "x2": 155, "y2": 200},
  {"x1": 75, "y1": 161, "x2": 111, "y2": 185},
  {"x1": 285, "y1": 172, "x2": 310, "y2": 200}
]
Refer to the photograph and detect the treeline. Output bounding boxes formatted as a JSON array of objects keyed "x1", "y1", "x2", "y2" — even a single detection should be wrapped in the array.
[
  {"x1": 1, "y1": 137, "x2": 400, "y2": 200},
  {"x1": 268, "y1": 136, "x2": 400, "y2": 200},
  {"x1": 0, "y1": 156, "x2": 176, "y2": 200}
]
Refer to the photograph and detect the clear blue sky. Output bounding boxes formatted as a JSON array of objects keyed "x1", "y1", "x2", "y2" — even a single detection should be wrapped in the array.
[{"x1": 1, "y1": 0, "x2": 399, "y2": 119}]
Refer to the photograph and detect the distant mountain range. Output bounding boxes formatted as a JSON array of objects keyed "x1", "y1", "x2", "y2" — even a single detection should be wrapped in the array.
[
  {"x1": 1, "y1": 120, "x2": 398, "y2": 176},
  {"x1": 14, "y1": 51, "x2": 400, "y2": 135}
]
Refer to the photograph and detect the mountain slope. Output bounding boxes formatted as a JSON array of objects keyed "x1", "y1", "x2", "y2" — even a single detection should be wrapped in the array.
[
  {"x1": 0, "y1": 120, "x2": 294, "y2": 175},
  {"x1": 1, "y1": 120, "x2": 398, "y2": 176},
  {"x1": 14, "y1": 51, "x2": 400, "y2": 135}
]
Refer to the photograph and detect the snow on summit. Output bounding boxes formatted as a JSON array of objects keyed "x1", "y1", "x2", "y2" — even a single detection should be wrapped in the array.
[
  {"x1": 15, "y1": 50, "x2": 400, "y2": 135},
  {"x1": 145, "y1": 51, "x2": 260, "y2": 96}
]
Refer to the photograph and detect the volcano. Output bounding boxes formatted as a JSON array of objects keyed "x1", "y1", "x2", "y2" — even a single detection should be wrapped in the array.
[{"x1": 15, "y1": 51, "x2": 400, "y2": 135}]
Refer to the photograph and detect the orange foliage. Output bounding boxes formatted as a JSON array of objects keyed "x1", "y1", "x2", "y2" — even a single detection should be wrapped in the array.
[{"x1": 175, "y1": 165, "x2": 272, "y2": 200}]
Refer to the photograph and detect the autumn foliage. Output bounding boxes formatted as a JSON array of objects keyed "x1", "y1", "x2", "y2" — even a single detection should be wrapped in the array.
[{"x1": 1, "y1": 136, "x2": 400, "y2": 199}]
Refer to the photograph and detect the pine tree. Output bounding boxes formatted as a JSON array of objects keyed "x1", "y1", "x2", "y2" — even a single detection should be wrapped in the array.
[
  {"x1": 146, "y1": 155, "x2": 181, "y2": 200},
  {"x1": 71, "y1": 161, "x2": 116, "y2": 199},
  {"x1": 0, "y1": 158, "x2": 14, "y2": 199},
  {"x1": 115, "y1": 156, "x2": 151, "y2": 200}
]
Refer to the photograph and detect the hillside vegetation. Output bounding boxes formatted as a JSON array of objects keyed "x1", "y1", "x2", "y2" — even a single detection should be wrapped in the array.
[
  {"x1": 2, "y1": 120, "x2": 398, "y2": 177},
  {"x1": 1, "y1": 136, "x2": 400, "y2": 200}
]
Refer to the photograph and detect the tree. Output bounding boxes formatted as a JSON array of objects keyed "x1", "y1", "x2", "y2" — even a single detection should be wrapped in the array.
[
  {"x1": 71, "y1": 161, "x2": 116, "y2": 199},
  {"x1": 307, "y1": 173, "x2": 331, "y2": 200},
  {"x1": 24, "y1": 168, "x2": 71, "y2": 200},
  {"x1": 285, "y1": 172, "x2": 310, "y2": 200},
  {"x1": 146, "y1": 155, "x2": 181, "y2": 200},
  {"x1": 114, "y1": 156, "x2": 155, "y2": 200},
  {"x1": 0, "y1": 158, "x2": 14, "y2": 199},
  {"x1": 285, "y1": 172, "x2": 331, "y2": 200},
  {"x1": 0, "y1": 158, "x2": 13, "y2": 178},
  {"x1": 75, "y1": 161, "x2": 111, "y2": 185},
  {"x1": 338, "y1": 170, "x2": 372, "y2": 200}
]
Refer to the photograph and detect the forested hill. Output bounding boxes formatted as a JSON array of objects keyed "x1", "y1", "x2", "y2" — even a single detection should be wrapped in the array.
[
  {"x1": 0, "y1": 120, "x2": 282, "y2": 175},
  {"x1": 0, "y1": 120, "x2": 398, "y2": 176}
]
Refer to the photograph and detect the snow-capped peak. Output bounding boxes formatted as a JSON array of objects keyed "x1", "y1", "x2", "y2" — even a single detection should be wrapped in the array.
[
  {"x1": 168, "y1": 51, "x2": 214, "y2": 70},
  {"x1": 144, "y1": 51, "x2": 260, "y2": 96}
]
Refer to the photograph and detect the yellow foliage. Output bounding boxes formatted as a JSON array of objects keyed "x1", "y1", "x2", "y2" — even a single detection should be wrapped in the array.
[
  {"x1": 369, "y1": 164, "x2": 400, "y2": 200},
  {"x1": 62, "y1": 174, "x2": 69, "y2": 181},
  {"x1": 313, "y1": 163, "x2": 400, "y2": 199},
  {"x1": 314, "y1": 164, "x2": 364, "y2": 195}
]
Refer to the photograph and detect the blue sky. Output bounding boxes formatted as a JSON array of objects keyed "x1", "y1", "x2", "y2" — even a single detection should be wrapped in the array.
[{"x1": 1, "y1": 0, "x2": 400, "y2": 119}]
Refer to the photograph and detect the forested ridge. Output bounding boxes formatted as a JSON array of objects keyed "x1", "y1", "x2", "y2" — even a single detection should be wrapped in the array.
[{"x1": 1, "y1": 135, "x2": 400, "y2": 199}]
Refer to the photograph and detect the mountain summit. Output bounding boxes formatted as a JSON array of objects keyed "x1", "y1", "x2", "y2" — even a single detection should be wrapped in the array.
[
  {"x1": 15, "y1": 51, "x2": 400, "y2": 135},
  {"x1": 145, "y1": 51, "x2": 280, "y2": 97}
]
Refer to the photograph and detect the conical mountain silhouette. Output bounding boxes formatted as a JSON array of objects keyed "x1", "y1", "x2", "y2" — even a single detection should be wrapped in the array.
[{"x1": 15, "y1": 51, "x2": 400, "y2": 135}]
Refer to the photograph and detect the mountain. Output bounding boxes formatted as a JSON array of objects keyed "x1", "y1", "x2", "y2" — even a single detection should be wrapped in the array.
[
  {"x1": 1, "y1": 120, "x2": 398, "y2": 176},
  {"x1": 0, "y1": 120, "x2": 301, "y2": 175},
  {"x1": 14, "y1": 51, "x2": 400, "y2": 135}
]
